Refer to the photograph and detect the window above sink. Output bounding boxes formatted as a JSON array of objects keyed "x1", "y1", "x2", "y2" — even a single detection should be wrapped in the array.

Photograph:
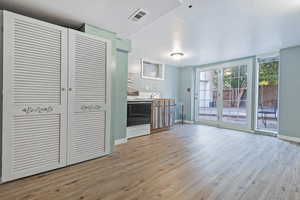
[{"x1": 141, "y1": 59, "x2": 165, "y2": 80}]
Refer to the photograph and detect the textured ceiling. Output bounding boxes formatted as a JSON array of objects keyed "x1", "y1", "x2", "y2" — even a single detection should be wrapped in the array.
[
  {"x1": 0, "y1": 0, "x2": 181, "y2": 37},
  {"x1": 129, "y1": 0, "x2": 300, "y2": 66},
  {"x1": 1, "y1": 0, "x2": 300, "y2": 66}
]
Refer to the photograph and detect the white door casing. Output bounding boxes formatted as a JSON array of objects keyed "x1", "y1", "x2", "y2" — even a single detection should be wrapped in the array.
[
  {"x1": 195, "y1": 58, "x2": 253, "y2": 131},
  {"x1": 2, "y1": 11, "x2": 68, "y2": 182}
]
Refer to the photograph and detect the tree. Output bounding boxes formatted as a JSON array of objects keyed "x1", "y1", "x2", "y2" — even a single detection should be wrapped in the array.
[
  {"x1": 259, "y1": 61, "x2": 279, "y2": 86},
  {"x1": 223, "y1": 65, "x2": 247, "y2": 107},
  {"x1": 222, "y1": 61, "x2": 279, "y2": 108},
  {"x1": 258, "y1": 61, "x2": 279, "y2": 107}
]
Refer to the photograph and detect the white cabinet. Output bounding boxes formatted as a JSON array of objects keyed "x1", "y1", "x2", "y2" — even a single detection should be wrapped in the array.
[
  {"x1": 67, "y1": 30, "x2": 111, "y2": 164},
  {"x1": 0, "y1": 11, "x2": 111, "y2": 182},
  {"x1": 1, "y1": 10, "x2": 68, "y2": 182}
]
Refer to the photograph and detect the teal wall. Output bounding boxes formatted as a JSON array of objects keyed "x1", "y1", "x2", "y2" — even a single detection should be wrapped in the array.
[
  {"x1": 177, "y1": 67, "x2": 194, "y2": 121},
  {"x1": 82, "y1": 24, "x2": 131, "y2": 150},
  {"x1": 116, "y1": 50, "x2": 129, "y2": 140},
  {"x1": 129, "y1": 65, "x2": 179, "y2": 99},
  {"x1": 279, "y1": 46, "x2": 300, "y2": 138}
]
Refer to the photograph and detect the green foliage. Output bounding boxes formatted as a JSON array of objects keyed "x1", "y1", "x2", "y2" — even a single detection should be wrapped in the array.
[
  {"x1": 221, "y1": 62, "x2": 279, "y2": 88},
  {"x1": 259, "y1": 61, "x2": 279, "y2": 86},
  {"x1": 223, "y1": 65, "x2": 247, "y2": 89}
]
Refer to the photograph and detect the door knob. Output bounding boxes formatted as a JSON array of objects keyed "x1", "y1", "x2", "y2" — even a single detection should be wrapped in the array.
[{"x1": 68, "y1": 88, "x2": 72, "y2": 91}]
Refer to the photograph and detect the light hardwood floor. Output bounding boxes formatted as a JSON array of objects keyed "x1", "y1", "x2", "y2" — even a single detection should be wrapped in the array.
[{"x1": 1, "y1": 124, "x2": 300, "y2": 200}]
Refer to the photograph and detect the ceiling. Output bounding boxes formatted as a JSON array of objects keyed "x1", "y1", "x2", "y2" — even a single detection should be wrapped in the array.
[
  {"x1": 130, "y1": 0, "x2": 300, "y2": 66},
  {"x1": 0, "y1": 0, "x2": 181, "y2": 37},
  {"x1": 1, "y1": 0, "x2": 300, "y2": 66}
]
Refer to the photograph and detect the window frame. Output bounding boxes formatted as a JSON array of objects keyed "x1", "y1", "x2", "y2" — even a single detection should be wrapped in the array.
[
  {"x1": 254, "y1": 53, "x2": 280, "y2": 134},
  {"x1": 141, "y1": 59, "x2": 165, "y2": 80}
]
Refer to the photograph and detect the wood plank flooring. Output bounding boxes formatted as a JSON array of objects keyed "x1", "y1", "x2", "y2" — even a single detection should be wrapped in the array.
[{"x1": 1, "y1": 124, "x2": 300, "y2": 200}]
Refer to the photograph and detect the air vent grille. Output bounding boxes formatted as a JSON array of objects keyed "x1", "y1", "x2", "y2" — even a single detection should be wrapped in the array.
[{"x1": 129, "y1": 9, "x2": 148, "y2": 22}]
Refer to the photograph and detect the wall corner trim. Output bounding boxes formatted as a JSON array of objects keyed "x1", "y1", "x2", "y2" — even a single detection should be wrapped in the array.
[
  {"x1": 115, "y1": 138, "x2": 128, "y2": 145},
  {"x1": 278, "y1": 135, "x2": 300, "y2": 143},
  {"x1": 175, "y1": 120, "x2": 194, "y2": 124},
  {"x1": 116, "y1": 38, "x2": 132, "y2": 52}
]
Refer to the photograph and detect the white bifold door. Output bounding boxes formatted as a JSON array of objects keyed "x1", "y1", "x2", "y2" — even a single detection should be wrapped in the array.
[
  {"x1": 1, "y1": 11, "x2": 111, "y2": 182},
  {"x1": 67, "y1": 30, "x2": 111, "y2": 165},
  {"x1": 2, "y1": 11, "x2": 68, "y2": 182}
]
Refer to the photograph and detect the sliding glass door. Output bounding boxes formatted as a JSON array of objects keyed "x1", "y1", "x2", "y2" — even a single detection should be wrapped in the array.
[
  {"x1": 197, "y1": 69, "x2": 219, "y2": 122},
  {"x1": 255, "y1": 56, "x2": 279, "y2": 133},
  {"x1": 222, "y1": 65, "x2": 248, "y2": 124},
  {"x1": 195, "y1": 58, "x2": 253, "y2": 130}
]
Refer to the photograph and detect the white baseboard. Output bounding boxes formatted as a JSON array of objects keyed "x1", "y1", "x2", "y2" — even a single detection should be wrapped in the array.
[
  {"x1": 175, "y1": 120, "x2": 194, "y2": 124},
  {"x1": 278, "y1": 135, "x2": 300, "y2": 143},
  {"x1": 114, "y1": 138, "x2": 128, "y2": 145},
  {"x1": 127, "y1": 124, "x2": 150, "y2": 139}
]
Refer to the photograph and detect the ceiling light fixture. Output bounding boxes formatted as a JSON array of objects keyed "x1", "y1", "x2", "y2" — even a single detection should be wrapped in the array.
[{"x1": 170, "y1": 52, "x2": 184, "y2": 59}]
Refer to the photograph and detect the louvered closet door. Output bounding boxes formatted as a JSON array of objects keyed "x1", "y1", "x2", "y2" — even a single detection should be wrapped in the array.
[
  {"x1": 68, "y1": 29, "x2": 111, "y2": 165},
  {"x1": 2, "y1": 11, "x2": 68, "y2": 182}
]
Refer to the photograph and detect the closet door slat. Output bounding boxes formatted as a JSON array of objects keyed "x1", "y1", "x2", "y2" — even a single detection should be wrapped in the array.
[
  {"x1": 2, "y1": 11, "x2": 68, "y2": 182},
  {"x1": 67, "y1": 30, "x2": 111, "y2": 165}
]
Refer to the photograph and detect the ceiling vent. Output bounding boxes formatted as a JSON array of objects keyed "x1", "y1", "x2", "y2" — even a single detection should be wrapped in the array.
[{"x1": 129, "y1": 9, "x2": 148, "y2": 22}]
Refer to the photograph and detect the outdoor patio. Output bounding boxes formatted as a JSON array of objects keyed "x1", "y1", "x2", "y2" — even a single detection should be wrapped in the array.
[{"x1": 198, "y1": 107, "x2": 278, "y2": 132}]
